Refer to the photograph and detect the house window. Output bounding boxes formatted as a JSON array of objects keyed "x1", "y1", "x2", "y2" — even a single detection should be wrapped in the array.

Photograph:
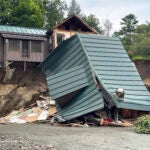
[
  {"x1": 57, "y1": 34, "x2": 64, "y2": 45},
  {"x1": 9, "y1": 39, "x2": 20, "y2": 51},
  {"x1": 22, "y1": 40, "x2": 30, "y2": 57},
  {"x1": 65, "y1": 24, "x2": 70, "y2": 30},
  {"x1": 31, "y1": 41, "x2": 42, "y2": 52}
]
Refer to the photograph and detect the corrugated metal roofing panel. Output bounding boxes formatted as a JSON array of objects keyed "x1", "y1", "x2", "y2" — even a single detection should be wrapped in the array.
[
  {"x1": 47, "y1": 66, "x2": 89, "y2": 99},
  {"x1": 40, "y1": 35, "x2": 104, "y2": 121},
  {"x1": 0, "y1": 25, "x2": 46, "y2": 35},
  {"x1": 79, "y1": 33, "x2": 150, "y2": 111}
]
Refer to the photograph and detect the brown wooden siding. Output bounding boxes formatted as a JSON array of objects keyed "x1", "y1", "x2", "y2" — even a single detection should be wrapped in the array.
[
  {"x1": 0, "y1": 35, "x2": 4, "y2": 62},
  {"x1": 5, "y1": 39, "x2": 47, "y2": 62},
  {"x1": 52, "y1": 29, "x2": 96, "y2": 49}
]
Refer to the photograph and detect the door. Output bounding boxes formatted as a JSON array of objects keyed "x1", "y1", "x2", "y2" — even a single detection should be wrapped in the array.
[{"x1": 22, "y1": 40, "x2": 30, "y2": 57}]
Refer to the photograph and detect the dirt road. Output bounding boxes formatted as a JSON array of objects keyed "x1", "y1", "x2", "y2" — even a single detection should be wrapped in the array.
[{"x1": 0, "y1": 124, "x2": 150, "y2": 150}]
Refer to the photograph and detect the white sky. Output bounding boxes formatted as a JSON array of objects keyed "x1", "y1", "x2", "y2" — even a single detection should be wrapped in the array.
[{"x1": 67, "y1": 0, "x2": 150, "y2": 32}]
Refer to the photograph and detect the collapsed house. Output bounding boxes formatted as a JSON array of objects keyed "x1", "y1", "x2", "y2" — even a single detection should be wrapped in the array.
[{"x1": 40, "y1": 33, "x2": 150, "y2": 122}]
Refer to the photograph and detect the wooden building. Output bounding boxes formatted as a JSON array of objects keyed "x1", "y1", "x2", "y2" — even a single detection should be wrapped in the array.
[
  {"x1": 0, "y1": 25, "x2": 49, "y2": 67},
  {"x1": 47, "y1": 15, "x2": 98, "y2": 50}
]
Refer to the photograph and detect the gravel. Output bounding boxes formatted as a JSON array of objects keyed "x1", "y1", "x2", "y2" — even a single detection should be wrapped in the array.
[
  {"x1": 0, "y1": 134, "x2": 56, "y2": 150},
  {"x1": 0, "y1": 124, "x2": 150, "y2": 150}
]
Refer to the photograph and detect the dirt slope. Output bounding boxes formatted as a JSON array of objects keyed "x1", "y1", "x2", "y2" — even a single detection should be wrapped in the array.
[
  {"x1": 0, "y1": 67, "x2": 48, "y2": 117},
  {"x1": 134, "y1": 60, "x2": 150, "y2": 91}
]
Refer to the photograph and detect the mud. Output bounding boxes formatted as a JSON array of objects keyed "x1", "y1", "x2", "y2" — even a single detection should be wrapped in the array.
[{"x1": 0, "y1": 67, "x2": 48, "y2": 117}]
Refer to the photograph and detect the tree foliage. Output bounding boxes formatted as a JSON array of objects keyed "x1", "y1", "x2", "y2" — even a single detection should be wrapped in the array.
[
  {"x1": 0, "y1": 0, "x2": 45, "y2": 27},
  {"x1": 0, "y1": 0, "x2": 12, "y2": 25},
  {"x1": 11, "y1": 0, "x2": 45, "y2": 27},
  {"x1": 128, "y1": 23, "x2": 150, "y2": 59},
  {"x1": 82, "y1": 14, "x2": 103, "y2": 34},
  {"x1": 45, "y1": 0, "x2": 67, "y2": 29},
  {"x1": 120, "y1": 14, "x2": 138, "y2": 35},
  {"x1": 67, "y1": 0, "x2": 82, "y2": 17},
  {"x1": 119, "y1": 14, "x2": 138, "y2": 47},
  {"x1": 114, "y1": 14, "x2": 150, "y2": 60}
]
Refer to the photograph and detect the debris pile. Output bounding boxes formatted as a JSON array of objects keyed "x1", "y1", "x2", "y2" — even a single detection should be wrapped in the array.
[
  {"x1": 0, "y1": 96, "x2": 56, "y2": 124},
  {"x1": 0, "y1": 95, "x2": 133, "y2": 127},
  {"x1": 52, "y1": 110, "x2": 133, "y2": 127}
]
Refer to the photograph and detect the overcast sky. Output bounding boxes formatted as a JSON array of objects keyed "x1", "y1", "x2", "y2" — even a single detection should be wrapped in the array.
[{"x1": 67, "y1": 0, "x2": 150, "y2": 32}]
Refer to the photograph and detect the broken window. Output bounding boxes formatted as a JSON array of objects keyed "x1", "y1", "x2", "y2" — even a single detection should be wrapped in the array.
[
  {"x1": 31, "y1": 40, "x2": 42, "y2": 53},
  {"x1": 9, "y1": 39, "x2": 20, "y2": 51},
  {"x1": 22, "y1": 40, "x2": 30, "y2": 57}
]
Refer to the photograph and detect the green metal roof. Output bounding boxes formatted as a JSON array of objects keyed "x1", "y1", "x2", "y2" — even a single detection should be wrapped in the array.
[
  {"x1": 41, "y1": 33, "x2": 150, "y2": 121},
  {"x1": 41, "y1": 34, "x2": 104, "y2": 121},
  {"x1": 46, "y1": 66, "x2": 89, "y2": 99},
  {"x1": 0, "y1": 25, "x2": 46, "y2": 35},
  {"x1": 79, "y1": 34, "x2": 150, "y2": 111}
]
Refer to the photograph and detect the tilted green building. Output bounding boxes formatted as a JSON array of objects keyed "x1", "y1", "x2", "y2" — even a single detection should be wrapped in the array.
[{"x1": 40, "y1": 34, "x2": 150, "y2": 121}]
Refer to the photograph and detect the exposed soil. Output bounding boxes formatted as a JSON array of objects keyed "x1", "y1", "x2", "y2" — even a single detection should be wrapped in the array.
[
  {"x1": 0, "y1": 63, "x2": 48, "y2": 117},
  {"x1": 134, "y1": 60, "x2": 150, "y2": 91}
]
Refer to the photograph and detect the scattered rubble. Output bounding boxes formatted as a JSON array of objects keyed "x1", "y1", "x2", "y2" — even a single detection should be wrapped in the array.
[
  {"x1": 0, "y1": 94, "x2": 134, "y2": 127},
  {"x1": 0, "y1": 96, "x2": 56, "y2": 124}
]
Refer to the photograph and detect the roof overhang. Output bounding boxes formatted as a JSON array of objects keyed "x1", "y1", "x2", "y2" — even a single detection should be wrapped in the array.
[
  {"x1": 1, "y1": 33, "x2": 47, "y2": 41},
  {"x1": 47, "y1": 15, "x2": 98, "y2": 35}
]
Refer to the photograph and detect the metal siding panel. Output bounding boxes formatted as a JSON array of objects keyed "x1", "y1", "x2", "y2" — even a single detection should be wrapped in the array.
[
  {"x1": 43, "y1": 37, "x2": 79, "y2": 70},
  {"x1": 87, "y1": 51, "x2": 129, "y2": 57},
  {"x1": 41, "y1": 35, "x2": 104, "y2": 120},
  {"x1": 84, "y1": 42, "x2": 124, "y2": 49},
  {"x1": 79, "y1": 34, "x2": 119, "y2": 41},
  {"x1": 61, "y1": 97, "x2": 103, "y2": 118},
  {"x1": 92, "y1": 61, "x2": 134, "y2": 67},
  {"x1": 47, "y1": 66, "x2": 89, "y2": 99},
  {"x1": 100, "y1": 75, "x2": 142, "y2": 81},
  {"x1": 86, "y1": 47, "x2": 126, "y2": 54},
  {"x1": 89, "y1": 56, "x2": 131, "y2": 62},
  {"x1": 0, "y1": 25, "x2": 46, "y2": 35},
  {"x1": 59, "y1": 88, "x2": 102, "y2": 114},
  {"x1": 98, "y1": 70, "x2": 139, "y2": 76},
  {"x1": 79, "y1": 34, "x2": 150, "y2": 111},
  {"x1": 62, "y1": 103, "x2": 104, "y2": 120}
]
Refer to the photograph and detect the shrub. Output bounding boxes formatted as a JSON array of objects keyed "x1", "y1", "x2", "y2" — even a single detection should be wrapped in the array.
[{"x1": 135, "y1": 115, "x2": 150, "y2": 134}]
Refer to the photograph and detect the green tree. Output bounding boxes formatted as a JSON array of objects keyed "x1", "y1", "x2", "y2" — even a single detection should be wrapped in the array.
[
  {"x1": 119, "y1": 14, "x2": 138, "y2": 46},
  {"x1": 120, "y1": 14, "x2": 138, "y2": 35},
  {"x1": 129, "y1": 23, "x2": 150, "y2": 59},
  {"x1": 45, "y1": 0, "x2": 67, "y2": 29},
  {"x1": 0, "y1": 0, "x2": 11, "y2": 25},
  {"x1": 67, "y1": 0, "x2": 82, "y2": 17},
  {"x1": 82, "y1": 14, "x2": 103, "y2": 34},
  {"x1": 10, "y1": 0, "x2": 45, "y2": 27}
]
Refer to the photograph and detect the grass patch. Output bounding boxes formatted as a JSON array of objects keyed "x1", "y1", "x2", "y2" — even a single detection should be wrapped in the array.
[{"x1": 131, "y1": 55, "x2": 150, "y2": 61}]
